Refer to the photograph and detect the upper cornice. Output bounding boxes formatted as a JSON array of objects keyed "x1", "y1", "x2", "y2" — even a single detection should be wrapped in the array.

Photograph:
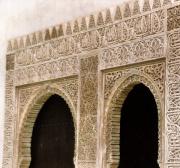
[{"x1": 6, "y1": 0, "x2": 176, "y2": 53}]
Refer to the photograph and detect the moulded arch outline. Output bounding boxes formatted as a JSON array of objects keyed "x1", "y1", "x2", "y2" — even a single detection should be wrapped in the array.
[
  {"x1": 104, "y1": 73, "x2": 164, "y2": 168},
  {"x1": 18, "y1": 85, "x2": 77, "y2": 168}
]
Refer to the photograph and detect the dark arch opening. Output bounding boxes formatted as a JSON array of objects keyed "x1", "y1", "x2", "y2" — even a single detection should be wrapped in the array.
[
  {"x1": 30, "y1": 94, "x2": 75, "y2": 168},
  {"x1": 119, "y1": 84, "x2": 159, "y2": 168}
]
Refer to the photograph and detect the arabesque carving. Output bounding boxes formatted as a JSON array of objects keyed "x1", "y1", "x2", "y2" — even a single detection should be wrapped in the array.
[
  {"x1": 7, "y1": 9, "x2": 166, "y2": 70},
  {"x1": 17, "y1": 78, "x2": 78, "y2": 122},
  {"x1": 168, "y1": 5, "x2": 180, "y2": 31},
  {"x1": 167, "y1": 29, "x2": 180, "y2": 167},
  {"x1": 3, "y1": 72, "x2": 14, "y2": 168},
  {"x1": 78, "y1": 56, "x2": 98, "y2": 165},
  {"x1": 14, "y1": 56, "x2": 79, "y2": 86},
  {"x1": 104, "y1": 62, "x2": 165, "y2": 100},
  {"x1": 3, "y1": 0, "x2": 180, "y2": 168},
  {"x1": 100, "y1": 35, "x2": 165, "y2": 69}
]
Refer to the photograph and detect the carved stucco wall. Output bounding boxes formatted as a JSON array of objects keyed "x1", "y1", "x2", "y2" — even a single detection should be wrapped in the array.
[{"x1": 3, "y1": 0, "x2": 180, "y2": 168}]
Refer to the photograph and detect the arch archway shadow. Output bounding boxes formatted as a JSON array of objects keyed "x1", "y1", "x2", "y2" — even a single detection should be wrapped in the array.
[
  {"x1": 119, "y1": 83, "x2": 159, "y2": 168},
  {"x1": 18, "y1": 86, "x2": 77, "y2": 168},
  {"x1": 29, "y1": 94, "x2": 75, "y2": 168},
  {"x1": 104, "y1": 74, "x2": 163, "y2": 168}
]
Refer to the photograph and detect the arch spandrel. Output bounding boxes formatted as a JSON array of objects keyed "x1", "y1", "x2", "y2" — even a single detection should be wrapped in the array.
[
  {"x1": 104, "y1": 73, "x2": 164, "y2": 168},
  {"x1": 17, "y1": 85, "x2": 77, "y2": 168},
  {"x1": 105, "y1": 73, "x2": 163, "y2": 111}
]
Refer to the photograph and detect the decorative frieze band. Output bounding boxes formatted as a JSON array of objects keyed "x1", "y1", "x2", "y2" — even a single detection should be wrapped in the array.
[
  {"x1": 7, "y1": 0, "x2": 175, "y2": 54},
  {"x1": 7, "y1": 9, "x2": 166, "y2": 70},
  {"x1": 14, "y1": 56, "x2": 79, "y2": 86},
  {"x1": 100, "y1": 35, "x2": 165, "y2": 69}
]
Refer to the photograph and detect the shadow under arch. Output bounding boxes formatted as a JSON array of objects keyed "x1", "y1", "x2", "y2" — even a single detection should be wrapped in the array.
[
  {"x1": 104, "y1": 74, "x2": 163, "y2": 168},
  {"x1": 18, "y1": 85, "x2": 77, "y2": 168}
]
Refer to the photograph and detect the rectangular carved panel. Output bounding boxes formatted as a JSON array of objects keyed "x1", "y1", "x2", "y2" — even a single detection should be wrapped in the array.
[
  {"x1": 168, "y1": 5, "x2": 180, "y2": 31},
  {"x1": 6, "y1": 54, "x2": 14, "y2": 71},
  {"x1": 14, "y1": 56, "x2": 79, "y2": 86},
  {"x1": 100, "y1": 35, "x2": 165, "y2": 70},
  {"x1": 78, "y1": 56, "x2": 98, "y2": 166}
]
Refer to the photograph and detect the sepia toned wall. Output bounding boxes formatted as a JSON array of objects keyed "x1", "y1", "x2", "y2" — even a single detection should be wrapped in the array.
[
  {"x1": 0, "y1": 0, "x2": 127, "y2": 167},
  {"x1": 3, "y1": 0, "x2": 180, "y2": 167}
]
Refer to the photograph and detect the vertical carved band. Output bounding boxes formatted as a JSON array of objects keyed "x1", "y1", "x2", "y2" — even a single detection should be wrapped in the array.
[
  {"x1": 167, "y1": 30, "x2": 180, "y2": 167},
  {"x1": 2, "y1": 72, "x2": 15, "y2": 168},
  {"x1": 78, "y1": 56, "x2": 98, "y2": 168}
]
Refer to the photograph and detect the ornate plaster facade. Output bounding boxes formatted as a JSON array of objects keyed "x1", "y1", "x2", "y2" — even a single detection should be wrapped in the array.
[{"x1": 3, "y1": 0, "x2": 180, "y2": 167}]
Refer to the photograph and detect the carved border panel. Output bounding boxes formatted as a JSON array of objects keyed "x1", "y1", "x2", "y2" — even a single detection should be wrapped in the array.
[
  {"x1": 14, "y1": 56, "x2": 79, "y2": 86},
  {"x1": 100, "y1": 35, "x2": 165, "y2": 69},
  {"x1": 3, "y1": 72, "x2": 15, "y2": 168},
  {"x1": 78, "y1": 56, "x2": 98, "y2": 168},
  {"x1": 167, "y1": 29, "x2": 180, "y2": 167}
]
